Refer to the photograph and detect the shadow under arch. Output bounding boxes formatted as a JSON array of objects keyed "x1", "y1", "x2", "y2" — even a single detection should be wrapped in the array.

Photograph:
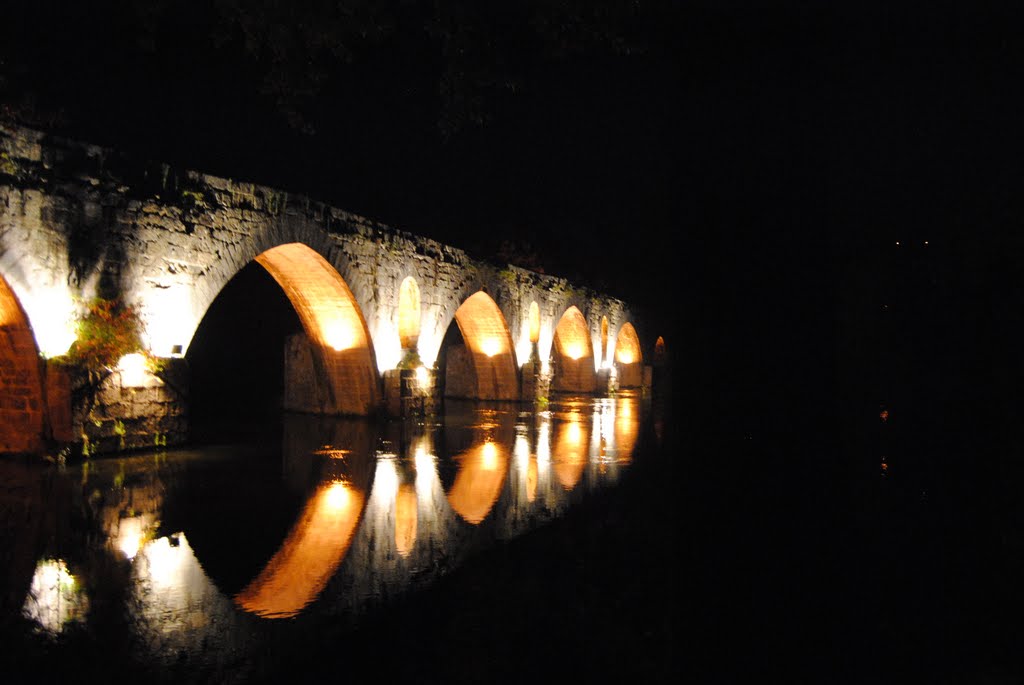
[
  {"x1": 614, "y1": 322, "x2": 644, "y2": 388},
  {"x1": 0, "y1": 273, "x2": 45, "y2": 454},
  {"x1": 437, "y1": 291, "x2": 519, "y2": 401},
  {"x1": 551, "y1": 305, "x2": 597, "y2": 394},
  {"x1": 187, "y1": 242, "x2": 380, "y2": 430}
]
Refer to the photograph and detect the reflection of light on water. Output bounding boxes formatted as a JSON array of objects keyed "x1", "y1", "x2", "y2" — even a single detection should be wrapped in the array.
[
  {"x1": 373, "y1": 459, "x2": 400, "y2": 502},
  {"x1": 414, "y1": 442, "x2": 438, "y2": 498},
  {"x1": 566, "y1": 419, "x2": 582, "y2": 446},
  {"x1": 314, "y1": 447, "x2": 351, "y2": 460},
  {"x1": 447, "y1": 440, "x2": 509, "y2": 524},
  {"x1": 142, "y1": 533, "x2": 192, "y2": 589},
  {"x1": 235, "y1": 481, "x2": 365, "y2": 619},
  {"x1": 325, "y1": 480, "x2": 352, "y2": 510},
  {"x1": 395, "y1": 484, "x2": 418, "y2": 558},
  {"x1": 536, "y1": 419, "x2": 551, "y2": 465},
  {"x1": 514, "y1": 432, "x2": 530, "y2": 470},
  {"x1": 482, "y1": 441, "x2": 498, "y2": 470},
  {"x1": 116, "y1": 515, "x2": 151, "y2": 560},
  {"x1": 22, "y1": 559, "x2": 88, "y2": 635}
]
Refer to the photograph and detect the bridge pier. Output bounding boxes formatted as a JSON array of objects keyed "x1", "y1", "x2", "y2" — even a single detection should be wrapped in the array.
[{"x1": 383, "y1": 367, "x2": 438, "y2": 418}]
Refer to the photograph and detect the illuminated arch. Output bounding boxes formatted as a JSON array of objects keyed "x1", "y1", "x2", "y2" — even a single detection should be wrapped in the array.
[
  {"x1": 654, "y1": 335, "x2": 667, "y2": 366},
  {"x1": 444, "y1": 291, "x2": 519, "y2": 400},
  {"x1": 398, "y1": 276, "x2": 421, "y2": 350},
  {"x1": 0, "y1": 274, "x2": 44, "y2": 454},
  {"x1": 551, "y1": 306, "x2": 597, "y2": 394},
  {"x1": 601, "y1": 316, "x2": 609, "y2": 366},
  {"x1": 251, "y1": 243, "x2": 379, "y2": 415},
  {"x1": 614, "y1": 322, "x2": 643, "y2": 388},
  {"x1": 528, "y1": 301, "x2": 541, "y2": 344}
]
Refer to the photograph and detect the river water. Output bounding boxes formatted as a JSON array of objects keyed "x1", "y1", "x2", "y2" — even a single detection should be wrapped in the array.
[{"x1": 0, "y1": 390, "x2": 672, "y2": 683}]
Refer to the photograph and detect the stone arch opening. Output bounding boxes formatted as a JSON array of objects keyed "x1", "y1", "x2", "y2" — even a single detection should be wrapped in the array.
[
  {"x1": 0, "y1": 274, "x2": 45, "y2": 454},
  {"x1": 654, "y1": 335, "x2": 667, "y2": 365},
  {"x1": 187, "y1": 243, "x2": 380, "y2": 437},
  {"x1": 398, "y1": 276, "x2": 421, "y2": 352},
  {"x1": 614, "y1": 322, "x2": 643, "y2": 388},
  {"x1": 437, "y1": 291, "x2": 518, "y2": 401},
  {"x1": 551, "y1": 306, "x2": 597, "y2": 394}
]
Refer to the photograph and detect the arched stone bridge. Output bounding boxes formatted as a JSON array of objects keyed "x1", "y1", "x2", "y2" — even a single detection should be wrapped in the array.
[{"x1": 0, "y1": 123, "x2": 666, "y2": 456}]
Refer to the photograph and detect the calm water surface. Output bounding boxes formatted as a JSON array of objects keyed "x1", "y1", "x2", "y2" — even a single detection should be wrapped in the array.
[{"x1": 0, "y1": 391, "x2": 659, "y2": 682}]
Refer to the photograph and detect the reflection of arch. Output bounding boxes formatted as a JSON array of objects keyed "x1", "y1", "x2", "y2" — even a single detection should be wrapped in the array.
[
  {"x1": 552, "y1": 413, "x2": 590, "y2": 490},
  {"x1": 442, "y1": 291, "x2": 519, "y2": 400},
  {"x1": 0, "y1": 274, "x2": 44, "y2": 454},
  {"x1": 252, "y1": 243, "x2": 380, "y2": 415},
  {"x1": 398, "y1": 276, "x2": 421, "y2": 350},
  {"x1": 551, "y1": 306, "x2": 596, "y2": 394},
  {"x1": 614, "y1": 395, "x2": 640, "y2": 462},
  {"x1": 614, "y1": 322, "x2": 643, "y2": 388},
  {"x1": 235, "y1": 479, "x2": 366, "y2": 618},
  {"x1": 447, "y1": 440, "x2": 510, "y2": 524}
]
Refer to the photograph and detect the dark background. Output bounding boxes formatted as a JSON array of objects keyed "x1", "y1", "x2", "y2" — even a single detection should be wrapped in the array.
[{"x1": 4, "y1": 1, "x2": 1024, "y2": 681}]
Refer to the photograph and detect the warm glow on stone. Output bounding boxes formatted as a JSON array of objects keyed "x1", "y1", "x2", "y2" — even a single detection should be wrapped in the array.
[
  {"x1": 528, "y1": 301, "x2": 540, "y2": 343},
  {"x1": 23, "y1": 287, "x2": 77, "y2": 357},
  {"x1": 323, "y1": 321, "x2": 357, "y2": 351},
  {"x1": 552, "y1": 306, "x2": 596, "y2": 393},
  {"x1": 564, "y1": 342, "x2": 585, "y2": 360},
  {"x1": 600, "y1": 316, "x2": 609, "y2": 365},
  {"x1": 614, "y1": 322, "x2": 643, "y2": 387},
  {"x1": 254, "y1": 243, "x2": 379, "y2": 414},
  {"x1": 452, "y1": 291, "x2": 518, "y2": 400},
  {"x1": 398, "y1": 276, "x2": 421, "y2": 350},
  {"x1": 117, "y1": 352, "x2": 149, "y2": 388},
  {"x1": 480, "y1": 337, "x2": 502, "y2": 357},
  {"x1": 615, "y1": 323, "x2": 641, "y2": 364}
]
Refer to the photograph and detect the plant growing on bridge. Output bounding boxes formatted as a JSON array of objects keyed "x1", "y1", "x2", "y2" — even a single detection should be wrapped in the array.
[{"x1": 63, "y1": 297, "x2": 147, "y2": 374}]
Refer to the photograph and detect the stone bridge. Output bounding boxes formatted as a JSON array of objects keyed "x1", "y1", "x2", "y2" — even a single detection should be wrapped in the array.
[{"x1": 0, "y1": 123, "x2": 666, "y2": 456}]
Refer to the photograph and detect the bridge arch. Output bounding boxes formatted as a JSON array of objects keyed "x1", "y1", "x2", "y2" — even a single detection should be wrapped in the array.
[
  {"x1": 600, "y1": 316, "x2": 609, "y2": 367},
  {"x1": 613, "y1": 322, "x2": 643, "y2": 388},
  {"x1": 397, "y1": 276, "x2": 421, "y2": 353},
  {"x1": 190, "y1": 242, "x2": 380, "y2": 417},
  {"x1": 550, "y1": 306, "x2": 597, "y2": 394},
  {"x1": 438, "y1": 291, "x2": 519, "y2": 401},
  {"x1": 0, "y1": 274, "x2": 45, "y2": 453}
]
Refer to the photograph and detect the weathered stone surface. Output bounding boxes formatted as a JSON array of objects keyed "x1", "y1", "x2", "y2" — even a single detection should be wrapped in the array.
[{"x1": 0, "y1": 122, "x2": 659, "y2": 456}]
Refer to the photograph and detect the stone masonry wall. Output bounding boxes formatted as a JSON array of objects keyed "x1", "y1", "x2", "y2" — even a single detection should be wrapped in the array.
[{"x1": 0, "y1": 122, "x2": 653, "y2": 456}]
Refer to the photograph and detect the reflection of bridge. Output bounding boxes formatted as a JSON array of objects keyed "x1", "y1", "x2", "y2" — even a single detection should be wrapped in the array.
[
  {"x1": 10, "y1": 397, "x2": 642, "y2": 642},
  {"x1": 0, "y1": 123, "x2": 666, "y2": 455}
]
